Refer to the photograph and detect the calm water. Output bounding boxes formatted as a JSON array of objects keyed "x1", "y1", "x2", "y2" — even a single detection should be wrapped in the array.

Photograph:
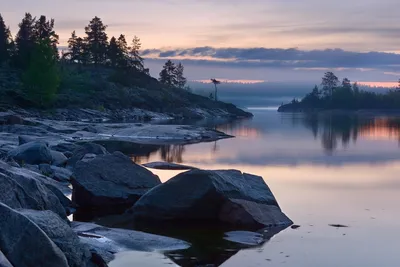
[{"x1": 110, "y1": 109, "x2": 400, "y2": 267}]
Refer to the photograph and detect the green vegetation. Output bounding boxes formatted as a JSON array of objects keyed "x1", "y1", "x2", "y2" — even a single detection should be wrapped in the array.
[
  {"x1": 279, "y1": 72, "x2": 400, "y2": 112},
  {"x1": 0, "y1": 12, "x2": 188, "y2": 109}
]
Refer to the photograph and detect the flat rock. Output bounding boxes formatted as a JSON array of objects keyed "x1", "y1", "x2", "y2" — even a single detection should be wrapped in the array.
[
  {"x1": 128, "y1": 169, "x2": 292, "y2": 230},
  {"x1": 7, "y1": 141, "x2": 52, "y2": 165},
  {"x1": 143, "y1": 161, "x2": 196, "y2": 170},
  {"x1": 0, "y1": 203, "x2": 69, "y2": 267},
  {"x1": 20, "y1": 209, "x2": 95, "y2": 267},
  {"x1": 224, "y1": 231, "x2": 264, "y2": 246},
  {"x1": 72, "y1": 152, "x2": 161, "y2": 216},
  {"x1": 71, "y1": 222, "x2": 190, "y2": 263}
]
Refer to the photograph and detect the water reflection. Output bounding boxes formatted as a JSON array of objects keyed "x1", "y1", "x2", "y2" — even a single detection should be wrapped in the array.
[{"x1": 296, "y1": 113, "x2": 400, "y2": 153}]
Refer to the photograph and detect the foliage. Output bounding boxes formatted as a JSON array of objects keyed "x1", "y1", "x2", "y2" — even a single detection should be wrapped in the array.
[
  {"x1": 22, "y1": 38, "x2": 59, "y2": 107},
  {"x1": 129, "y1": 35, "x2": 144, "y2": 71},
  {"x1": 175, "y1": 62, "x2": 187, "y2": 88},
  {"x1": 159, "y1": 60, "x2": 177, "y2": 86},
  {"x1": 15, "y1": 13, "x2": 36, "y2": 68},
  {"x1": 0, "y1": 14, "x2": 13, "y2": 64},
  {"x1": 84, "y1": 16, "x2": 108, "y2": 66}
]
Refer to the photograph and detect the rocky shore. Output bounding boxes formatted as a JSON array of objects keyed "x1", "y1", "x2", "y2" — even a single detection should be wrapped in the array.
[{"x1": 0, "y1": 110, "x2": 291, "y2": 267}]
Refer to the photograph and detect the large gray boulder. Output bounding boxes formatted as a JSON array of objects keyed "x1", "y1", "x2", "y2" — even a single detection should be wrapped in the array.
[
  {"x1": 128, "y1": 169, "x2": 292, "y2": 230},
  {"x1": 72, "y1": 152, "x2": 160, "y2": 216},
  {"x1": 67, "y1": 143, "x2": 109, "y2": 168},
  {"x1": 0, "y1": 161, "x2": 70, "y2": 219},
  {"x1": 20, "y1": 210, "x2": 95, "y2": 267},
  {"x1": 0, "y1": 203, "x2": 69, "y2": 267},
  {"x1": 7, "y1": 141, "x2": 52, "y2": 165},
  {"x1": 71, "y1": 222, "x2": 190, "y2": 264}
]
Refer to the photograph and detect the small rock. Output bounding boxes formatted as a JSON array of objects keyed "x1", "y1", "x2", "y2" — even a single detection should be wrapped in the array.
[
  {"x1": 143, "y1": 161, "x2": 196, "y2": 170},
  {"x1": 51, "y1": 150, "x2": 68, "y2": 167},
  {"x1": 329, "y1": 224, "x2": 349, "y2": 228},
  {"x1": 291, "y1": 225, "x2": 301, "y2": 229},
  {"x1": 7, "y1": 141, "x2": 52, "y2": 165}
]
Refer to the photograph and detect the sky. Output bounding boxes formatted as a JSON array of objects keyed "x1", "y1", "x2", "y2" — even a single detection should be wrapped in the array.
[{"x1": 1, "y1": 0, "x2": 400, "y2": 91}]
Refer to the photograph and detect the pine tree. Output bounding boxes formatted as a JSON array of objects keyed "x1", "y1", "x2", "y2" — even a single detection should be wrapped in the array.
[
  {"x1": 116, "y1": 34, "x2": 129, "y2": 68},
  {"x1": 108, "y1": 37, "x2": 118, "y2": 68},
  {"x1": 15, "y1": 13, "x2": 36, "y2": 68},
  {"x1": 84, "y1": 16, "x2": 108, "y2": 66},
  {"x1": 159, "y1": 60, "x2": 176, "y2": 86},
  {"x1": 175, "y1": 62, "x2": 187, "y2": 88},
  {"x1": 34, "y1": 15, "x2": 59, "y2": 56},
  {"x1": 23, "y1": 38, "x2": 60, "y2": 107},
  {"x1": 129, "y1": 35, "x2": 144, "y2": 71},
  {"x1": 342, "y1": 78, "x2": 352, "y2": 91},
  {"x1": 321, "y1": 71, "x2": 339, "y2": 98},
  {"x1": 0, "y1": 14, "x2": 12, "y2": 64},
  {"x1": 352, "y1": 82, "x2": 360, "y2": 95}
]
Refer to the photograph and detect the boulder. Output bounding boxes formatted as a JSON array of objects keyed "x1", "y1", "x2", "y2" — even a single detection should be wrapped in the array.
[
  {"x1": 71, "y1": 222, "x2": 190, "y2": 263},
  {"x1": 38, "y1": 164, "x2": 72, "y2": 183},
  {"x1": 19, "y1": 210, "x2": 95, "y2": 267},
  {"x1": 0, "y1": 203, "x2": 69, "y2": 267},
  {"x1": 50, "y1": 150, "x2": 68, "y2": 166},
  {"x1": 7, "y1": 141, "x2": 52, "y2": 165},
  {"x1": 72, "y1": 152, "x2": 161, "y2": 216},
  {"x1": 51, "y1": 142, "x2": 82, "y2": 154},
  {"x1": 128, "y1": 169, "x2": 292, "y2": 230},
  {"x1": 18, "y1": 135, "x2": 48, "y2": 146},
  {"x1": 67, "y1": 143, "x2": 108, "y2": 168},
  {"x1": 0, "y1": 161, "x2": 70, "y2": 219}
]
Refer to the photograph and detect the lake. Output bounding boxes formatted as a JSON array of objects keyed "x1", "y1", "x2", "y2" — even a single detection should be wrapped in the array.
[{"x1": 110, "y1": 109, "x2": 400, "y2": 267}]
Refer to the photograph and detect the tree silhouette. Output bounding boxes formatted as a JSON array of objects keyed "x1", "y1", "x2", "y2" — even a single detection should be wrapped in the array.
[
  {"x1": 15, "y1": 13, "x2": 36, "y2": 68},
  {"x1": 321, "y1": 72, "x2": 339, "y2": 98},
  {"x1": 66, "y1": 31, "x2": 87, "y2": 64},
  {"x1": 211, "y1": 78, "x2": 221, "y2": 101},
  {"x1": 129, "y1": 35, "x2": 144, "y2": 71},
  {"x1": 175, "y1": 62, "x2": 187, "y2": 89},
  {"x1": 34, "y1": 15, "x2": 58, "y2": 57},
  {"x1": 159, "y1": 60, "x2": 176, "y2": 86},
  {"x1": 0, "y1": 14, "x2": 12, "y2": 64},
  {"x1": 116, "y1": 34, "x2": 129, "y2": 68},
  {"x1": 84, "y1": 16, "x2": 108, "y2": 66},
  {"x1": 22, "y1": 38, "x2": 59, "y2": 107}
]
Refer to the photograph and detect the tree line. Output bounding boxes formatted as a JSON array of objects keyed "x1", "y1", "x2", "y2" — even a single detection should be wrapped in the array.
[
  {"x1": 0, "y1": 13, "x2": 188, "y2": 106},
  {"x1": 286, "y1": 72, "x2": 400, "y2": 110}
]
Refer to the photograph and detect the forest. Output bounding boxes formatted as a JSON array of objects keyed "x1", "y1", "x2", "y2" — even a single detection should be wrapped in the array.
[{"x1": 0, "y1": 13, "x2": 187, "y2": 108}]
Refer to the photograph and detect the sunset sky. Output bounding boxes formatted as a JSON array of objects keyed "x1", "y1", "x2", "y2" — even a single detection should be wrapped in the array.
[{"x1": 1, "y1": 0, "x2": 399, "y2": 86}]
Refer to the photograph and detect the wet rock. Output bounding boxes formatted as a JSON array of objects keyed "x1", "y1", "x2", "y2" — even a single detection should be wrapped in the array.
[
  {"x1": 0, "y1": 203, "x2": 69, "y2": 267},
  {"x1": 0, "y1": 161, "x2": 71, "y2": 219},
  {"x1": 67, "y1": 143, "x2": 108, "y2": 168},
  {"x1": 143, "y1": 161, "x2": 196, "y2": 170},
  {"x1": 224, "y1": 231, "x2": 264, "y2": 246},
  {"x1": 7, "y1": 141, "x2": 52, "y2": 165},
  {"x1": 50, "y1": 150, "x2": 68, "y2": 166},
  {"x1": 72, "y1": 152, "x2": 161, "y2": 217},
  {"x1": 128, "y1": 169, "x2": 292, "y2": 230},
  {"x1": 20, "y1": 209, "x2": 95, "y2": 267},
  {"x1": 71, "y1": 222, "x2": 190, "y2": 263},
  {"x1": 291, "y1": 225, "x2": 301, "y2": 229}
]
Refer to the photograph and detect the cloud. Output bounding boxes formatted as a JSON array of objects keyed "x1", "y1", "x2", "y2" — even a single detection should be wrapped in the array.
[{"x1": 143, "y1": 47, "x2": 400, "y2": 71}]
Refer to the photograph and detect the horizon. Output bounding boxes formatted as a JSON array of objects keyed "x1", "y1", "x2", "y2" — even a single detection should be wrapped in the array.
[{"x1": 1, "y1": 0, "x2": 399, "y2": 92}]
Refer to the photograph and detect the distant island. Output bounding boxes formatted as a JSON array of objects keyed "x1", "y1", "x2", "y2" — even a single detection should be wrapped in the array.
[{"x1": 278, "y1": 72, "x2": 400, "y2": 112}]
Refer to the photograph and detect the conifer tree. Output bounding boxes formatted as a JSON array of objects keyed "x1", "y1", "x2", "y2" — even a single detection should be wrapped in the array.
[
  {"x1": 108, "y1": 36, "x2": 119, "y2": 68},
  {"x1": 23, "y1": 38, "x2": 59, "y2": 107},
  {"x1": 84, "y1": 16, "x2": 108, "y2": 66},
  {"x1": 15, "y1": 13, "x2": 36, "y2": 68},
  {"x1": 159, "y1": 60, "x2": 176, "y2": 86},
  {"x1": 129, "y1": 35, "x2": 144, "y2": 71},
  {"x1": 175, "y1": 62, "x2": 187, "y2": 88},
  {"x1": 116, "y1": 34, "x2": 129, "y2": 68},
  {"x1": 34, "y1": 15, "x2": 59, "y2": 57},
  {"x1": 0, "y1": 14, "x2": 12, "y2": 64}
]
